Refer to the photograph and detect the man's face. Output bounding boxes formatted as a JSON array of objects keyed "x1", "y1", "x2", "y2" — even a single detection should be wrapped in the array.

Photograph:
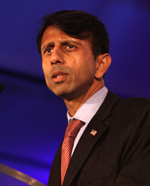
[{"x1": 41, "y1": 26, "x2": 98, "y2": 100}]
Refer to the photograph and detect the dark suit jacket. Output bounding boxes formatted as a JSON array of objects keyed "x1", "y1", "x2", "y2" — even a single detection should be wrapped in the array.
[{"x1": 48, "y1": 91, "x2": 150, "y2": 186}]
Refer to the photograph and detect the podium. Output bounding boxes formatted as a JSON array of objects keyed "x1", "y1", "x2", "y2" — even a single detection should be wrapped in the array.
[{"x1": 0, "y1": 163, "x2": 46, "y2": 186}]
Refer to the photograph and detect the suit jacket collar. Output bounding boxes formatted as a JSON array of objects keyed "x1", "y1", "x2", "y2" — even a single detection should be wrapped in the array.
[{"x1": 63, "y1": 91, "x2": 121, "y2": 186}]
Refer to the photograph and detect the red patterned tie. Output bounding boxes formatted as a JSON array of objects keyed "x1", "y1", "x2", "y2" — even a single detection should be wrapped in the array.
[{"x1": 61, "y1": 119, "x2": 83, "y2": 185}]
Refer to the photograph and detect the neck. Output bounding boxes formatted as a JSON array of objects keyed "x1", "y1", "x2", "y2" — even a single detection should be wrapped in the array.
[{"x1": 64, "y1": 79, "x2": 104, "y2": 117}]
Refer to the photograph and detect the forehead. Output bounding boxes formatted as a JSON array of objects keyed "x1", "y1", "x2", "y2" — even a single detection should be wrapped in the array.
[
  {"x1": 42, "y1": 26, "x2": 67, "y2": 42},
  {"x1": 41, "y1": 25, "x2": 92, "y2": 49},
  {"x1": 41, "y1": 26, "x2": 75, "y2": 46}
]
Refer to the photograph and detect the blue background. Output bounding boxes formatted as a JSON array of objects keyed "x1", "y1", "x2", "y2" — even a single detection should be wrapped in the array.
[{"x1": 0, "y1": 0, "x2": 150, "y2": 184}]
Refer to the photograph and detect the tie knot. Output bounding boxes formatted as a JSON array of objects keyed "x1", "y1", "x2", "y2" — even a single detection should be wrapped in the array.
[{"x1": 65, "y1": 119, "x2": 83, "y2": 138}]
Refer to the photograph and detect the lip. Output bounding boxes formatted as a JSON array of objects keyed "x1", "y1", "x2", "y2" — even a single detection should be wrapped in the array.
[{"x1": 52, "y1": 71, "x2": 68, "y2": 83}]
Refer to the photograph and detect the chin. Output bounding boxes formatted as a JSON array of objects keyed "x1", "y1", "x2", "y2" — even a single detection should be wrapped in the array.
[
  {"x1": 52, "y1": 89, "x2": 69, "y2": 98},
  {"x1": 54, "y1": 91, "x2": 75, "y2": 100}
]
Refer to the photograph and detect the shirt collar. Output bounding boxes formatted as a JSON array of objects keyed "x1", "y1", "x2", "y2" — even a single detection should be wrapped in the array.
[{"x1": 67, "y1": 86, "x2": 108, "y2": 124}]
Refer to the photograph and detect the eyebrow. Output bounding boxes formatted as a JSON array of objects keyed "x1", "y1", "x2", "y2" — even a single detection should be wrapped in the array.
[
  {"x1": 41, "y1": 40, "x2": 81, "y2": 52},
  {"x1": 41, "y1": 42, "x2": 54, "y2": 53}
]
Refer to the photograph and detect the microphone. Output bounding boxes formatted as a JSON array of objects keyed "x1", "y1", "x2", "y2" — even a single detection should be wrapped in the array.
[{"x1": 0, "y1": 84, "x2": 4, "y2": 93}]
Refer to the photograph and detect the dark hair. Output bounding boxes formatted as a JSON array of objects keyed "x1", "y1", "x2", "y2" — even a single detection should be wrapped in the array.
[{"x1": 36, "y1": 10, "x2": 109, "y2": 58}]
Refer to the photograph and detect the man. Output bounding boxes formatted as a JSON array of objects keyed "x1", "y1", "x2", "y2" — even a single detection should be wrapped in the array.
[{"x1": 36, "y1": 10, "x2": 150, "y2": 186}]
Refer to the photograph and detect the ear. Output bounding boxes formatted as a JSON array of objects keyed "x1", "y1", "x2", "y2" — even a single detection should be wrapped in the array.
[{"x1": 95, "y1": 53, "x2": 111, "y2": 79}]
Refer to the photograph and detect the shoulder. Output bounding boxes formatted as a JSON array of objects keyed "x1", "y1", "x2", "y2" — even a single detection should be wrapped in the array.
[
  {"x1": 105, "y1": 94, "x2": 150, "y2": 137},
  {"x1": 111, "y1": 96, "x2": 150, "y2": 125},
  {"x1": 106, "y1": 91, "x2": 150, "y2": 119},
  {"x1": 107, "y1": 90, "x2": 150, "y2": 111},
  {"x1": 116, "y1": 97, "x2": 150, "y2": 111}
]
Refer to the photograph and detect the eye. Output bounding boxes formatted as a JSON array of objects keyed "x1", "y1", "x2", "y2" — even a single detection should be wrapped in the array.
[
  {"x1": 42, "y1": 47, "x2": 53, "y2": 55},
  {"x1": 44, "y1": 48, "x2": 52, "y2": 54},
  {"x1": 66, "y1": 45, "x2": 75, "y2": 50}
]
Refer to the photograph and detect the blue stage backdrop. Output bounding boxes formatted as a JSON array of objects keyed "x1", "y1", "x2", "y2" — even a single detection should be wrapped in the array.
[{"x1": 0, "y1": 0, "x2": 150, "y2": 184}]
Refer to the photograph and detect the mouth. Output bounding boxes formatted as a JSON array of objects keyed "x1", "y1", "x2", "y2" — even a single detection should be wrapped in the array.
[{"x1": 52, "y1": 71, "x2": 68, "y2": 83}]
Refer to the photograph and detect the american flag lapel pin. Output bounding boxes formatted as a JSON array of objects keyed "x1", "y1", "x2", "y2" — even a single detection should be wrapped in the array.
[{"x1": 90, "y1": 129, "x2": 97, "y2": 136}]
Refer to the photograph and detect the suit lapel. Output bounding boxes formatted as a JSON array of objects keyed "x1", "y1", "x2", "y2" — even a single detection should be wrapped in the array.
[
  {"x1": 63, "y1": 91, "x2": 121, "y2": 186},
  {"x1": 48, "y1": 143, "x2": 62, "y2": 186}
]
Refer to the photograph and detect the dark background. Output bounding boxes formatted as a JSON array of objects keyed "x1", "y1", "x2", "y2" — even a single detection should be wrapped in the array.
[{"x1": 0, "y1": 0, "x2": 150, "y2": 184}]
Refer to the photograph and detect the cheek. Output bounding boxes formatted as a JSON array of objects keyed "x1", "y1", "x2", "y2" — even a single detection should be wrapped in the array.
[
  {"x1": 42, "y1": 60, "x2": 49, "y2": 75},
  {"x1": 79, "y1": 58, "x2": 96, "y2": 77},
  {"x1": 42, "y1": 63, "x2": 51, "y2": 86}
]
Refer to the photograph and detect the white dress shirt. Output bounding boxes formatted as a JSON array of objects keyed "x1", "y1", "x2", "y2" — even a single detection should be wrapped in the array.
[{"x1": 67, "y1": 86, "x2": 108, "y2": 155}]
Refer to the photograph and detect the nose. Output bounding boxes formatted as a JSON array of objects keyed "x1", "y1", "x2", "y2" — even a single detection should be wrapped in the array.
[{"x1": 50, "y1": 48, "x2": 64, "y2": 65}]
